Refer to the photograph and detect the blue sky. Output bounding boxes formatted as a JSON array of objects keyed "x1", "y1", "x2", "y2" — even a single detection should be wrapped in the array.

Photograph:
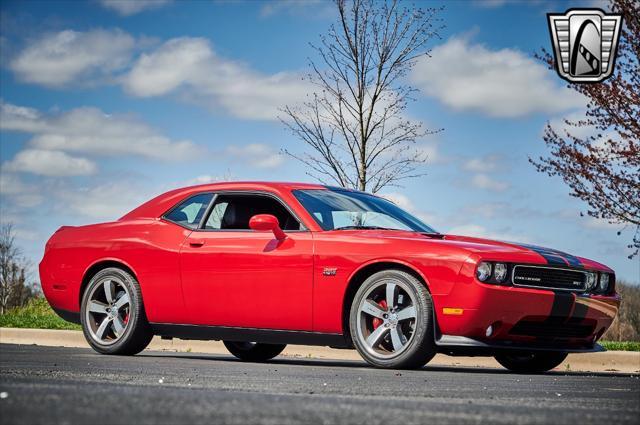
[{"x1": 1, "y1": 0, "x2": 638, "y2": 284}]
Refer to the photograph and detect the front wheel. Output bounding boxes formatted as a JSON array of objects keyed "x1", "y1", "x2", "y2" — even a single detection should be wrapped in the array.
[
  {"x1": 223, "y1": 341, "x2": 286, "y2": 362},
  {"x1": 349, "y1": 269, "x2": 436, "y2": 369},
  {"x1": 495, "y1": 351, "x2": 568, "y2": 373}
]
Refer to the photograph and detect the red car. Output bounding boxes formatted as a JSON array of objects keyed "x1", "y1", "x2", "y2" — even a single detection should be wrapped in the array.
[{"x1": 40, "y1": 182, "x2": 620, "y2": 371}]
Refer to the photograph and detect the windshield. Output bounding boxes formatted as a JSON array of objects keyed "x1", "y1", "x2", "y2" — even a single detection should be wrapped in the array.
[{"x1": 293, "y1": 189, "x2": 438, "y2": 233}]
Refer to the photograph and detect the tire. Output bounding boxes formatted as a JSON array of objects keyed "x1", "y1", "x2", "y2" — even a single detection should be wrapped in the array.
[
  {"x1": 349, "y1": 269, "x2": 436, "y2": 369},
  {"x1": 80, "y1": 267, "x2": 153, "y2": 355},
  {"x1": 223, "y1": 341, "x2": 286, "y2": 362},
  {"x1": 495, "y1": 351, "x2": 568, "y2": 373}
]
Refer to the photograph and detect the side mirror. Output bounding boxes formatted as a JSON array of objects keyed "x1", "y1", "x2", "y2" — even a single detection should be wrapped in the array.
[{"x1": 249, "y1": 214, "x2": 286, "y2": 241}]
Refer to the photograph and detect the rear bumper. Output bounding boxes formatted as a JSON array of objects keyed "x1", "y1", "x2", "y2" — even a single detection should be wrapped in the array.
[{"x1": 52, "y1": 307, "x2": 81, "y2": 325}]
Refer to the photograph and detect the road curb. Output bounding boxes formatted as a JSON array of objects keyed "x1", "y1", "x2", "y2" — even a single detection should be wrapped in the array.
[{"x1": 2, "y1": 327, "x2": 639, "y2": 373}]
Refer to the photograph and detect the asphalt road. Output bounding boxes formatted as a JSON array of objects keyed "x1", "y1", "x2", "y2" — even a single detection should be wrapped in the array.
[{"x1": 1, "y1": 344, "x2": 639, "y2": 425}]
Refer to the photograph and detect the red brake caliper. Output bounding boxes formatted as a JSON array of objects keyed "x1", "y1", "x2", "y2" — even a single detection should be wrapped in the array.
[{"x1": 372, "y1": 300, "x2": 388, "y2": 330}]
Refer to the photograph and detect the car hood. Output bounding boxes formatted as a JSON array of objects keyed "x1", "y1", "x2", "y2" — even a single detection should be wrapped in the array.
[{"x1": 336, "y1": 230, "x2": 611, "y2": 271}]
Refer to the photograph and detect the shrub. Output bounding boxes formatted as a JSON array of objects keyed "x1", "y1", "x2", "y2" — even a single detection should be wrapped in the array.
[{"x1": 0, "y1": 297, "x2": 80, "y2": 330}]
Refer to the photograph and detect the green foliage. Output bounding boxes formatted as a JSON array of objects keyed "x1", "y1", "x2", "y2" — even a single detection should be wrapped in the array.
[
  {"x1": 600, "y1": 341, "x2": 640, "y2": 352},
  {"x1": 0, "y1": 297, "x2": 80, "y2": 330}
]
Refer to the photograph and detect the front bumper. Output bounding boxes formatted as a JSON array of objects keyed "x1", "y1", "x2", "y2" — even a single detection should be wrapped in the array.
[
  {"x1": 433, "y1": 279, "x2": 620, "y2": 354},
  {"x1": 435, "y1": 335, "x2": 606, "y2": 356}
]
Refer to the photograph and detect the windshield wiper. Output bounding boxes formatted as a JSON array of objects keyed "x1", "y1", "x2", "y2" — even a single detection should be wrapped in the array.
[{"x1": 334, "y1": 225, "x2": 394, "y2": 231}]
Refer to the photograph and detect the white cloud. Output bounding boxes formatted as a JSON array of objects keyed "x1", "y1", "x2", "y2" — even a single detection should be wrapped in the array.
[
  {"x1": 259, "y1": 0, "x2": 328, "y2": 18},
  {"x1": 463, "y1": 154, "x2": 502, "y2": 172},
  {"x1": 0, "y1": 173, "x2": 44, "y2": 207},
  {"x1": 380, "y1": 192, "x2": 438, "y2": 225},
  {"x1": 415, "y1": 141, "x2": 441, "y2": 164},
  {"x1": 10, "y1": 29, "x2": 309, "y2": 121},
  {"x1": 226, "y1": 143, "x2": 284, "y2": 169},
  {"x1": 99, "y1": 0, "x2": 172, "y2": 16},
  {"x1": 0, "y1": 101, "x2": 201, "y2": 161},
  {"x1": 122, "y1": 37, "x2": 310, "y2": 120},
  {"x1": 53, "y1": 181, "x2": 147, "y2": 220},
  {"x1": 10, "y1": 29, "x2": 136, "y2": 87},
  {"x1": 546, "y1": 109, "x2": 618, "y2": 152},
  {"x1": 3, "y1": 149, "x2": 97, "y2": 176},
  {"x1": 547, "y1": 110, "x2": 596, "y2": 139},
  {"x1": 447, "y1": 224, "x2": 530, "y2": 243},
  {"x1": 473, "y1": 0, "x2": 509, "y2": 8},
  {"x1": 582, "y1": 217, "x2": 623, "y2": 230},
  {"x1": 459, "y1": 202, "x2": 510, "y2": 219},
  {"x1": 381, "y1": 192, "x2": 415, "y2": 211},
  {"x1": 470, "y1": 173, "x2": 509, "y2": 191},
  {"x1": 184, "y1": 172, "x2": 234, "y2": 186},
  {"x1": 411, "y1": 36, "x2": 584, "y2": 118}
]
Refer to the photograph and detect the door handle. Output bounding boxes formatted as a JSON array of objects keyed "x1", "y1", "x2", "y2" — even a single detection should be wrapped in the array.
[{"x1": 189, "y1": 239, "x2": 205, "y2": 247}]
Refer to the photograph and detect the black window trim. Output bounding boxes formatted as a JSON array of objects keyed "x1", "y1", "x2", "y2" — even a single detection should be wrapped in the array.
[
  {"x1": 161, "y1": 192, "x2": 216, "y2": 231},
  {"x1": 194, "y1": 190, "x2": 308, "y2": 233}
]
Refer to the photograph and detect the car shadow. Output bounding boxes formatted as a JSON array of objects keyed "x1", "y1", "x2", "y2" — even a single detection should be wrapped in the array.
[{"x1": 138, "y1": 351, "x2": 632, "y2": 378}]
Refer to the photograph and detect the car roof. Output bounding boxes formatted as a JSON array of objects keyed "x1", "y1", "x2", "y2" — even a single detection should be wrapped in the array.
[
  {"x1": 120, "y1": 181, "x2": 329, "y2": 220},
  {"x1": 186, "y1": 181, "x2": 326, "y2": 192}
]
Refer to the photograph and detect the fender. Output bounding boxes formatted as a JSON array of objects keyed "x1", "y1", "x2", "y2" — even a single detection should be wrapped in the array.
[
  {"x1": 80, "y1": 257, "x2": 141, "y2": 303},
  {"x1": 346, "y1": 257, "x2": 432, "y2": 290}
]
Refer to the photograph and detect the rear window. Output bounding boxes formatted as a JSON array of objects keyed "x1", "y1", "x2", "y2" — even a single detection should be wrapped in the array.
[{"x1": 164, "y1": 193, "x2": 213, "y2": 229}]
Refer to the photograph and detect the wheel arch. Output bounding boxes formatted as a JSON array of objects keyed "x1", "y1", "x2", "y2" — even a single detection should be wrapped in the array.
[
  {"x1": 341, "y1": 260, "x2": 431, "y2": 346},
  {"x1": 80, "y1": 258, "x2": 139, "y2": 306}
]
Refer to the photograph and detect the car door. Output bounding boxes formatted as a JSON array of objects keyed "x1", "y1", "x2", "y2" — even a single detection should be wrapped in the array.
[{"x1": 179, "y1": 192, "x2": 314, "y2": 331}]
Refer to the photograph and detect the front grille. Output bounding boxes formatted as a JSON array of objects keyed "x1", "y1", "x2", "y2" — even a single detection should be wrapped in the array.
[
  {"x1": 512, "y1": 265, "x2": 586, "y2": 291},
  {"x1": 509, "y1": 320, "x2": 595, "y2": 339}
]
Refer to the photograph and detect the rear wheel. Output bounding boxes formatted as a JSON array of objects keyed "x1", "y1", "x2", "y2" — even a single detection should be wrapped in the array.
[
  {"x1": 223, "y1": 341, "x2": 286, "y2": 362},
  {"x1": 349, "y1": 269, "x2": 436, "y2": 369},
  {"x1": 80, "y1": 267, "x2": 153, "y2": 355},
  {"x1": 495, "y1": 351, "x2": 568, "y2": 373}
]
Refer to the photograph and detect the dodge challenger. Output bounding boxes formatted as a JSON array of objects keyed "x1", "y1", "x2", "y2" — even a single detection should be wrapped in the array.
[{"x1": 40, "y1": 182, "x2": 620, "y2": 371}]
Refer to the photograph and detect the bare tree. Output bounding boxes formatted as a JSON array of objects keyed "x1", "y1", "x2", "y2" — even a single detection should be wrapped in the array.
[
  {"x1": 0, "y1": 224, "x2": 28, "y2": 314},
  {"x1": 531, "y1": 0, "x2": 639, "y2": 257},
  {"x1": 603, "y1": 281, "x2": 640, "y2": 341},
  {"x1": 281, "y1": 0, "x2": 443, "y2": 193}
]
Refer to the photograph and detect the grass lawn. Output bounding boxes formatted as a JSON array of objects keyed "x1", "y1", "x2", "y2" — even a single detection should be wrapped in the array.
[
  {"x1": 0, "y1": 297, "x2": 81, "y2": 331},
  {"x1": 599, "y1": 341, "x2": 640, "y2": 352}
]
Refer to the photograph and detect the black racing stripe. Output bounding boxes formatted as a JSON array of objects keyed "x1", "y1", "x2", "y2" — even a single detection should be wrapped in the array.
[
  {"x1": 568, "y1": 298, "x2": 589, "y2": 325},
  {"x1": 557, "y1": 251, "x2": 583, "y2": 268},
  {"x1": 544, "y1": 292, "x2": 575, "y2": 325},
  {"x1": 519, "y1": 243, "x2": 568, "y2": 266},
  {"x1": 518, "y1": 243, "x2": 583, "y2": 267}
]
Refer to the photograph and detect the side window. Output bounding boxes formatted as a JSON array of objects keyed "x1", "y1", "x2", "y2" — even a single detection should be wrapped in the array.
[
  {"x1": 203, "y1": 194, "x2": 301, "y2": 231},
  {"x1": 164, "y1": 193, "x2": 213, "y2": 229},
  {"x1": 204, "y1": 201, "x2": 228, "y2": 229}
]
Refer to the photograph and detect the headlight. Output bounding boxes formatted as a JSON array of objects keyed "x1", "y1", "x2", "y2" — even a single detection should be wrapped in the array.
[
  {"x1": 476, "y1": 262, "x2": 492, "y2": 282},
  {"x1": 494, "y1": 263, "x2": 508, "y2": 282},
  {"x1": 585, "y1": 272, "x2": 597, "y2": 291},
  {"x1": 598, "y1": 273, "x2": 610, "y2": 293}
]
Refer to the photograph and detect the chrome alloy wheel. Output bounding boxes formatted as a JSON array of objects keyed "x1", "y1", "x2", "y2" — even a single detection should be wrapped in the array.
[
  {"x1": 356, "y1": 279, "x2": 418, "y2": 359},
  {"x1": 84, "y1": 277, "x2": 132, "y2": 345}
]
